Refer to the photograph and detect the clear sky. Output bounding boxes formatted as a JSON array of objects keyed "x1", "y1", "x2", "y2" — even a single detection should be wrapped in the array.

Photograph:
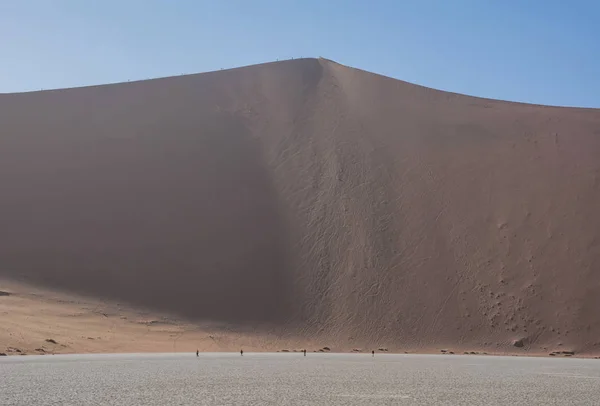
[{"x1": 1, "y1": 0, "x2": 599, "y2": 107}]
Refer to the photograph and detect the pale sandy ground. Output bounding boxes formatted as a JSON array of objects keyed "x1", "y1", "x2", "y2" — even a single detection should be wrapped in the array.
[
  {"x1": 0, "y1": 280, "x2": 291, "y2": 355},
  {"x1": 1, "y1": 58, "x2": 600, "y2": 358}
]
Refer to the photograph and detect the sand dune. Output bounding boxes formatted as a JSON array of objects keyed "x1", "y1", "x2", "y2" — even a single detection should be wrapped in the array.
[{"x1": 1, "y1": 58, "x2": 600, "y2": 355}]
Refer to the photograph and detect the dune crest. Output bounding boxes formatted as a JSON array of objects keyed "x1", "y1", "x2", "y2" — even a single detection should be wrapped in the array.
[{"x1": 1, "y1": 58, "x2": 599, "y2": 354}]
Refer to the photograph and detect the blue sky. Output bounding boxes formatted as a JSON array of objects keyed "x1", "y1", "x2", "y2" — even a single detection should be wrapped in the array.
[{"x1": 1, "y1": 1, "x2": 598, "y2": 107}]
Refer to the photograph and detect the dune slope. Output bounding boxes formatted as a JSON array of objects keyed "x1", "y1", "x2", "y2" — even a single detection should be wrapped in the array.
[{"x1": 1, "y1": 58, "x2": 600, "y2": 354}]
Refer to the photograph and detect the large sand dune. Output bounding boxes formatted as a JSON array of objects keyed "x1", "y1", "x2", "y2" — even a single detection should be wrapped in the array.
[{"x1": 1, "y1": 58, "x2": 599, "y2": 355}]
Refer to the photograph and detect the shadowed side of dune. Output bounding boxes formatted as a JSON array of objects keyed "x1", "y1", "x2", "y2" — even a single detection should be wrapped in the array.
[{"x1": 0, "y1": 86, "x2": 294, "y2": 324}]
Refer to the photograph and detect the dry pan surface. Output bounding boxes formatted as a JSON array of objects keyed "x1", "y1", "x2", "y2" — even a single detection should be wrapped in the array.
[{"x1": 3, "y1": 353, "x2": 600, "y2": 405}]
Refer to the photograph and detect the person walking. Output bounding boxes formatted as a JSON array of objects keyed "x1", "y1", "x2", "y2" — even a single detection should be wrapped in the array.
[
  {"x1": 196, "y1": 349, "x2": 199, "y2": 357},
  {"x1": 240, "y1": 349, "x2": 244, "y2": 356}
]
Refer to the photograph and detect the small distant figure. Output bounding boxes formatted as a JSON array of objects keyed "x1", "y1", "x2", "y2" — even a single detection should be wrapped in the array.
[
  {"x1": 240, "y1": 349, "x2": 243, "y2": 356},
  {"x1": 303, "y1": 349, "x2": 306, "y2": 357},
  {"x1": 196, "y1": 350, "x2": 199, "y2": 357},
  {"x1": 372, "y1": 350, "x2": 375, "y2": 357}
]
